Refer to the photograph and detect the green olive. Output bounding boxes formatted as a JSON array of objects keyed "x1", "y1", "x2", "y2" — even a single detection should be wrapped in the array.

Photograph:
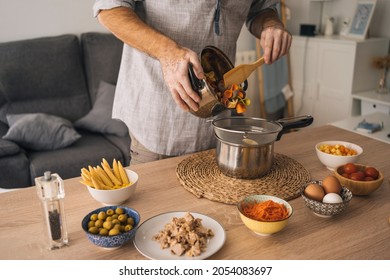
[
  {"x1": 113, "y1": 224, "x2": 122, "y2": 231},
  {"x1": 115, "y1": 207, "x2": 125, "y2": 215},
  {"x1": 109, "y1": 228, "x2": 120, "y2": 236},
  {"x1": 97, "y1": 211, "x2": 106, "y2": 220},
  {"x1": 88, "y1": 220, "x2": 95, "y2": 228},
  {"x1": 103, "y1": 220, "x2": 113, "y2": 230},
  {"x1": 106, "y1": 209, "x2": 114, "y2": 216},
  {"x1": 90, "y1": 213, "x2": 98, "y2": 221},
  {"x1": 88, "y1": 226, "x2": 99, "y2": 234},
  {"x1": 94, "y1": 219, "x2": 104, "y2": 228},
  {"x1": 118, "y1": 214, "x2": 128, "y2": 223},
  {"x1": 127, "y1": 217, "x2": 135, "y2": 226},
  {"x1": 124, "y1": 224, "x2": 133, "y2": 232},
  {"x1": 99, "y1": 228, "x2": 108, "y2": 236}
]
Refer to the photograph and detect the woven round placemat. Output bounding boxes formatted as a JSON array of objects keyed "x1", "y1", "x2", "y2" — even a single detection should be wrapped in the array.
[{"x1": 176, "y1": 149, "x2": 310, "y2": 204}]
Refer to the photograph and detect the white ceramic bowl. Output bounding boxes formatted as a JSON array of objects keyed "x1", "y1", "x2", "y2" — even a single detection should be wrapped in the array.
[
  {"x1": 86, "y1": 169, "x2": 138, "y2": 205},
  {"x1": 315, "y1": 141, "x2": 363, "y2": 171}
]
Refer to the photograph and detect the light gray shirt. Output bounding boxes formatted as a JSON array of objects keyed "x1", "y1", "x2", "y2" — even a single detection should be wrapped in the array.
[{"x1": 93, "y1": 0, "x2": 278, "y2": 156}]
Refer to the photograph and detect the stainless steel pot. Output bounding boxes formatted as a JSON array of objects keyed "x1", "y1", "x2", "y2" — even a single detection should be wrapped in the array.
[
  {"x1": 212, "y1": 115, "x2": 314, "y2": 179},
  {"x1": 188, "y1": 46, "x2": 248, "y2": 118}
]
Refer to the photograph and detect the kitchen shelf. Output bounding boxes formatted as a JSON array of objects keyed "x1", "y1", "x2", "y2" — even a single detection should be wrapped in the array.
[
  {"x1": 331, "y1": 112, "x2": 390, "y2": 144},
  {"x1": 351, "y1": 90, "x2": 390, "y2": 115}
]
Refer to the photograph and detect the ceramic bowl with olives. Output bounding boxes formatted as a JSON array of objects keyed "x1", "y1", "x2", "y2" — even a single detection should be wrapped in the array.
[{"x1": 81, "y1": 206, "x2": 140, "y2": 249}]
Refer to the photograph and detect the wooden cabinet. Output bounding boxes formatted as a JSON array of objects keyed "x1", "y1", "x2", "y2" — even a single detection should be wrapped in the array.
[{"x1": 289, "y1": 35, "x2": 389, "y2": 126}]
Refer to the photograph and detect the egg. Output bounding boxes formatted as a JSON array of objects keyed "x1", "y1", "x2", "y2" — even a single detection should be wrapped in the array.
[
  {"x1": 322, "y1": 175, "x2": 342, "y2": 194},
  {"x1": 322, "y1": 193, "x2": 343, "y2": 204},
  {"x1": 304, "y1": 183, "x2": 325, "y2": 202}
]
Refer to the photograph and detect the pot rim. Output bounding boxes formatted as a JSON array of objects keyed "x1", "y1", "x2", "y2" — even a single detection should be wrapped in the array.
[
  {"x1": 214, "y1": 133, "x2": 275, "y2": 147},
  {"x1": 212, "y1": 116, "x2": 283, "y2": 135}
]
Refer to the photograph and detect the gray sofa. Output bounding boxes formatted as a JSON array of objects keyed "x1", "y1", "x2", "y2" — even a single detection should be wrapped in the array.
[{"x1": 0, "y1": 32, "x2": 131, "y2": 189}]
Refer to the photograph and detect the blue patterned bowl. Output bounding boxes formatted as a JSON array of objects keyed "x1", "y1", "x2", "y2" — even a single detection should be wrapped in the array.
[{"x1": 81, "y1": 206, "x2": 140, "y2": 249}]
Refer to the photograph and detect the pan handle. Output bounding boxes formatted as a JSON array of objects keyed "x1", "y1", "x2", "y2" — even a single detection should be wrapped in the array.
[
  {"x1": 188, "y1": 63, "x2": 204, "y2": 92},
  {"x1": 276, "y1": 115, "x2": 314, "y2": 140}
]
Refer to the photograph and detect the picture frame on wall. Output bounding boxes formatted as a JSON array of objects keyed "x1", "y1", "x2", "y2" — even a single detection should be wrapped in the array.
[{"x1": 347, "y1": 0, "x2": 377, "y2": 39}]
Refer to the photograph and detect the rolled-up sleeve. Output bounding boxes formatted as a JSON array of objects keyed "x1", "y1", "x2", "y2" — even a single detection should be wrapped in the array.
[
  {"x1": 93, "y1": 0, "x2": 136, "y2": 17},
  {"x1": 245, "y1": 0, "x2": 279, "y2": 31}
]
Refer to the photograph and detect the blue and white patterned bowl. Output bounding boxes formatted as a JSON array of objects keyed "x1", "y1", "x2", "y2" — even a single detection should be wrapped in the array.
[{"x1": 81, "y1": 206, "x2": 140, "y2": 249}]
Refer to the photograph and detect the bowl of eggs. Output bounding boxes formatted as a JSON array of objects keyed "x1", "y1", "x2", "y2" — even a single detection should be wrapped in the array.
[
  {"x1": 315, "y1": 141, "x2": 363, "y2": 171},
  {"x1": 237, "y1": 194, "x2": 293, "y2": 236},
  {"x1": 301, "y1": 175, "x2": 352, "y2": 218},
  {"x1": 334, "y1": 163, "x2": 384, "y2": 196},
  {"x1": 81, "y1": 206, "x2": 140, "y2": 249},
  {"x1": 80, "y1": 159, "x2": 139, "y2": 206}
]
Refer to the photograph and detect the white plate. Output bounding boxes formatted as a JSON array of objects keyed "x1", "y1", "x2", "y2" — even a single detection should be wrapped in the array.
[{"x1": 133, "y1": 211, "x2": 226, "y2": 260}]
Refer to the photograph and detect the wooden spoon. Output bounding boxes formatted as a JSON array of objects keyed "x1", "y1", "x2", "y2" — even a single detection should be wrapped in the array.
[{"x1": 223, "y1": 57, "x2": 265, "y2": 88}]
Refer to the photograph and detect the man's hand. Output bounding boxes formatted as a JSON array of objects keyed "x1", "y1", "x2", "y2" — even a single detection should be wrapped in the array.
[
  {"x1": 260, "y1": 25, "x2": 292, "y2": 64},
  {"x1": 250, "y1": 8, "x2": 292, "y2": 64},
  {"x1": 159, "y1": 47, "x2": 204, "y2": 112}
]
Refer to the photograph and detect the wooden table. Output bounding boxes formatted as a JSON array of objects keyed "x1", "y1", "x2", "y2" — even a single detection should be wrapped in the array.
[{"x1": 1, "y1": 125, "x2": 389, "y2": 260}]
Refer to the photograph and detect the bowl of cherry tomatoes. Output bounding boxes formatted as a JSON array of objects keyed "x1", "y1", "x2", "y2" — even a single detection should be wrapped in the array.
[{"x1": 334, "y1": 163, "x2": 384, "y2": 196}]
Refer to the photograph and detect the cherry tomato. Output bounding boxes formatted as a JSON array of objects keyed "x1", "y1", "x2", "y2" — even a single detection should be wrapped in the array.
[
  {"x1": 364, "y1": 176, "x2": 375, "y2": 181},
  {"x1": 350, "y1": 171, "x2": 365, "y2": 181},
  {"x1": 343, "y1": 163, "x2": 357, "y2": 174},
  {"x1": 364, "y1": 167, "x2": 379, "y2": 180},
  {"x1": 341, "y1": 173, "x2": 350, "y2": 178}
]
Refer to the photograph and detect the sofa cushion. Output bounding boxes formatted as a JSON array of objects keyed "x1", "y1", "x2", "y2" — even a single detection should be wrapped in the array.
[
  {"x1": 103, "y1": 134, "x2": 131, "y2": 167},
  {"x1": 0, "y1": 121, "x2": 8, "y2": 137},
  {"x1": 28, "y1": 130, "x2": 127, "y2": 181},
  {"x1": 0, "y1": 139, "x2": 20, "y2": 157},
  {"x1": 3, "y1": 113, "x2": 81, "y2": 151},
  {"x1": 0, "y1": 153, "x2": 31, "y2": 188},
  {"x1": 81, "y1": 32, "x2": 123, "y2": 104},
  {"x1": 74, "y1": 80, "x2": 128, "y2": 137},
  {"x1": 0, "y1": 34, "x2": 91, "y2": 123}
]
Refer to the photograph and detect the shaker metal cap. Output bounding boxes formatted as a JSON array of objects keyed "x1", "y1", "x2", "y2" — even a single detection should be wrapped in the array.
[{"x1": 43, "y1": 171, "x2": 52, "y2": 181}]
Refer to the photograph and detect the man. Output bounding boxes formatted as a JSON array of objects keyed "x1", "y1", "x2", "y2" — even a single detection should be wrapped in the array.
[{"x1": 93, "y1": 0, "x2": 292, "y2": 164}]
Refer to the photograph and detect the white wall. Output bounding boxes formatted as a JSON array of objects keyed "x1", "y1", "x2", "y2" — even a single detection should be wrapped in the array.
[
  {"x1": 285, "y1": 0, "x2": 390, "y2": 39},
  {"x1": 0, "y1": 0, "x2": 105, "y2": 42},
  {"x1": 0, "y1": 0, "x2": 258, "y2": 47}
]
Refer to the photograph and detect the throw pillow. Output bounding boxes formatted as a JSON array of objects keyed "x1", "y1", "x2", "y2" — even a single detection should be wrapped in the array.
[
  {"x1": 74, "y1": 80, "x2": 128, "y2": 137},
  {"x1": 2, "y1": 113, "x2": 81, "y2": 151}
]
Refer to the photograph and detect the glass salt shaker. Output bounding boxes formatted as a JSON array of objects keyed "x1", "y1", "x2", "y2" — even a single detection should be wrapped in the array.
[{"x1": 35, "y1": 171, "x2": 69, "y2": 250}]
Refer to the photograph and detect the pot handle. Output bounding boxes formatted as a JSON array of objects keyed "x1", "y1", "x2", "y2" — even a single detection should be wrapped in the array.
[
  {"x1": 188, "y1": 63, "x2": 204, "y2": 92},
  {"x1": 276, "y1": 115, "x2": 314, "y2": 140},
  {"x1": 241, "y1": 80, "x2": 248, "y2": 91}
]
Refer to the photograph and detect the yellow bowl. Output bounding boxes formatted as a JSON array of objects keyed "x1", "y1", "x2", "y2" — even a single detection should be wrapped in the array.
[
  {"x1": 334, "y1": 164, "x2": 384, "y2": 196},
  {"x1": 237, "y1": 195, "x2": 293, "y2": 236}
]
